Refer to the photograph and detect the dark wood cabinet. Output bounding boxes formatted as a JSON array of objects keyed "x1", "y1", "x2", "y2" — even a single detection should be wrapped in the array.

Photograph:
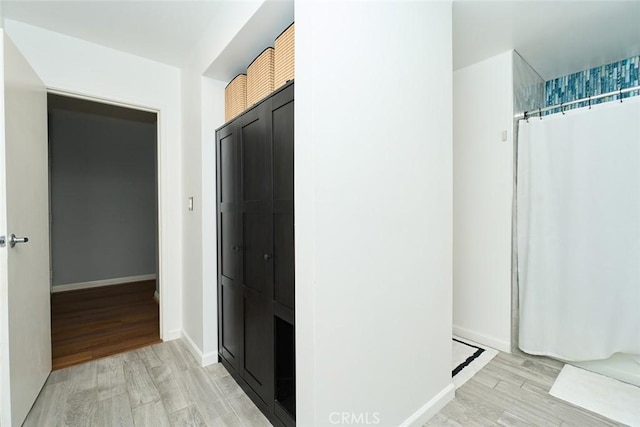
[{"x1": 216, "y1": 82, "x2": 295, "y2": 427}]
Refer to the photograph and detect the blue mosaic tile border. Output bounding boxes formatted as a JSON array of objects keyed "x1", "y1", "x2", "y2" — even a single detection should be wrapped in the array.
[{"x1": 545, "y1": 56, "x2": 640, "y2": 114}]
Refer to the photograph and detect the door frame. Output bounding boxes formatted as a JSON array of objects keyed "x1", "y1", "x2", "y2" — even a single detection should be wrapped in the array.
[{"x1": 46, "y1": 87, "x2": 167, "y2": 339}]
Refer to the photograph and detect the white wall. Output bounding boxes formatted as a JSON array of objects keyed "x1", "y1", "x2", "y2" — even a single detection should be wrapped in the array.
[
  {"x1": 295, "y1": 2, "x2": 454, "y2": 426},
  {"x1": 4, "y1": 19, "x2": 183, "y2": 340},
  {"x1": 200, "y1": 76, "x2": 225, "y2": 363},
  {"x1": 453, "y1": 51, "x2": 514, "y2": 352},
  {"x1": 180, "y1": 67, "x2": 205, "y2": 356},
  {"x1": 49, "y1": 109, "x2": 157, "y2": 286},
  {"x1": 179, "y1": 1, "x2": 262, "y2": 364}
]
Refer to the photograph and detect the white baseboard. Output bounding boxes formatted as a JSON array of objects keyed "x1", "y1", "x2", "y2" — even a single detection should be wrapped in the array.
[
  {"x1": 181, "y1": 330, "x2": 202, "y2": 365},
  {"x1": 400, "y1": 383, "x2": 455, "y2": 426},
  {"x1": 453, "y1": 325, "x2": 511, "y2": 353},
  {"x1": 163, "y1": 329, "x2": 182, "y2": 341},
  {"x1": 51, "y1": 274, "x2": 157, "y2": 293},
  {"x1": 181, "y1": 330, "x2": 218, "y2": 368},
  {"x1": 201, "y1": 351, "x2": 219, "y2": 367}
]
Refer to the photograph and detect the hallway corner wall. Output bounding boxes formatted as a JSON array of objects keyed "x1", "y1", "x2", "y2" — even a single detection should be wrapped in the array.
[{"x1": 453, "y1": 50, "x2": 514, "y2": 353}]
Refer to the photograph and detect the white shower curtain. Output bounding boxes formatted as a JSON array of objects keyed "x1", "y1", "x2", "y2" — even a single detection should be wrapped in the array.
[{"x1": 518, "y1": 98, "x2": 640, "y2": 361}]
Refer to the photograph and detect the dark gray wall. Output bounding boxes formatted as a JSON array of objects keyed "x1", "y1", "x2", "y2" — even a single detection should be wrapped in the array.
[{"x1": 50, "y1": 108, "x2": 157, "y2": 286}]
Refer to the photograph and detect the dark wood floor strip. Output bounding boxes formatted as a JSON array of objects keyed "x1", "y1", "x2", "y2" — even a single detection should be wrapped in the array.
[{"x1": 51, "y1": 280, "x2": 161, "y2": 370}]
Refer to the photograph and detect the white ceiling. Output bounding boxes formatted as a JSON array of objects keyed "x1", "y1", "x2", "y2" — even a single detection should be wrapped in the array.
[
  {"x1": 2, "y1": 1, "x2": 638, "y2": 81},
  {"x1": 1, "y1": 1, "x2": 223, "y2": 67},
  {"x1": 453, "y1": 1, "x2": 640, "y2": 80}
]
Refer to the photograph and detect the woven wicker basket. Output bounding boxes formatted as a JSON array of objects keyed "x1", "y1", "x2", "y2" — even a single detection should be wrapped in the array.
[
  {"x1": 225, "y1": 74, "x2": 247, "y2": 122},
  {"x1": 274, "y1": 23, "x2": 295, "y2": 89},
  {"x1": 247, "y1": 47, "x2": 275, "y2": 107}
]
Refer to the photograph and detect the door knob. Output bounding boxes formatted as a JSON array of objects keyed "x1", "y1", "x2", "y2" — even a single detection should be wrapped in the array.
[
  {"x1": 9, "y1": 234, "x2": 29, "y2": 248},
  {"x1": 263, "y1": 253, "x2": 272, "y2": 261}
]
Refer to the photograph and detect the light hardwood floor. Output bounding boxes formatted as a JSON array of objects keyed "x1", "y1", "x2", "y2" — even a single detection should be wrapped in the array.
[
  {"x1": 26, "y1": 340, "x2": 624, "y2": 426},
  {"x1": 24, "y1": 340, "x2": 270, "y2": 427},
  {"x1": 425, "y1": 351, "x2": 625, "y2": 427}
]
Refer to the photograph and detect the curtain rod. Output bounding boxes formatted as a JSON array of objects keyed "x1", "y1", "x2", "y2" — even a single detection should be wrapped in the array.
[{"x1": 515, "y1": 84, "x2": 640, "y2": 120}]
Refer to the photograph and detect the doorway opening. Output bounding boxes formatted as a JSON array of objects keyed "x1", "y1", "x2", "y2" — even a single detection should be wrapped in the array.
[{"x1": 47, "y1": 93, "x2": 161, "y2": 370}]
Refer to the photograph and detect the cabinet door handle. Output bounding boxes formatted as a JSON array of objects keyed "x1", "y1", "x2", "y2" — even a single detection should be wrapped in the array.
[
  {"x1": 263, "y1": 253, "x2": 273, "y2": 261},
  {"x1": 232, "y1": 246, "x2": 242, "y2": 251}
]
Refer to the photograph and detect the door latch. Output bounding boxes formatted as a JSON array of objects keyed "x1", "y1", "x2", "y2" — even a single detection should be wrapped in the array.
[{"x1": 0, "y1": 236, "x2": 5, "y2": 248}]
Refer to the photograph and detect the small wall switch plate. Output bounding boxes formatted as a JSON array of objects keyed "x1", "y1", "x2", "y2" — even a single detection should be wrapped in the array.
[
  {"x1": 188, "y1": 197, "x2": 194, "y2": 211},
  {"x1": 501, "y1": 130, "x2": 508, "y2": 142}
]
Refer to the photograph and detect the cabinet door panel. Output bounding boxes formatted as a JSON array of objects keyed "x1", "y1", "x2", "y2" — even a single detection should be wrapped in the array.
[
  {"x1": 221, "y1": 213, "x2": 237, "y2": 280},
  {"x1": 220, "y1": 133, "x2": 236, "y2": 203},
  {"x1": 218, "y1": 125, "x2": 239, "y2": 284},
  {"x1": 274, "y1": 213, "x2": 294, "y2": 309},
  {"x1": 244, "y1": 292, "x2": 273, "y2": 404},
  {"x1": 272, "y1": 100, "x2": 294, "y2": 201},
  {"x1": 241, "y1": 117, "x2": 268, "y2": 203},
  {"x1": 220, "y1": 283, "x2": 242, "y2": 371},
  {"x1": 242, "y1": 213, "x2": 268, "y2": 294}
]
